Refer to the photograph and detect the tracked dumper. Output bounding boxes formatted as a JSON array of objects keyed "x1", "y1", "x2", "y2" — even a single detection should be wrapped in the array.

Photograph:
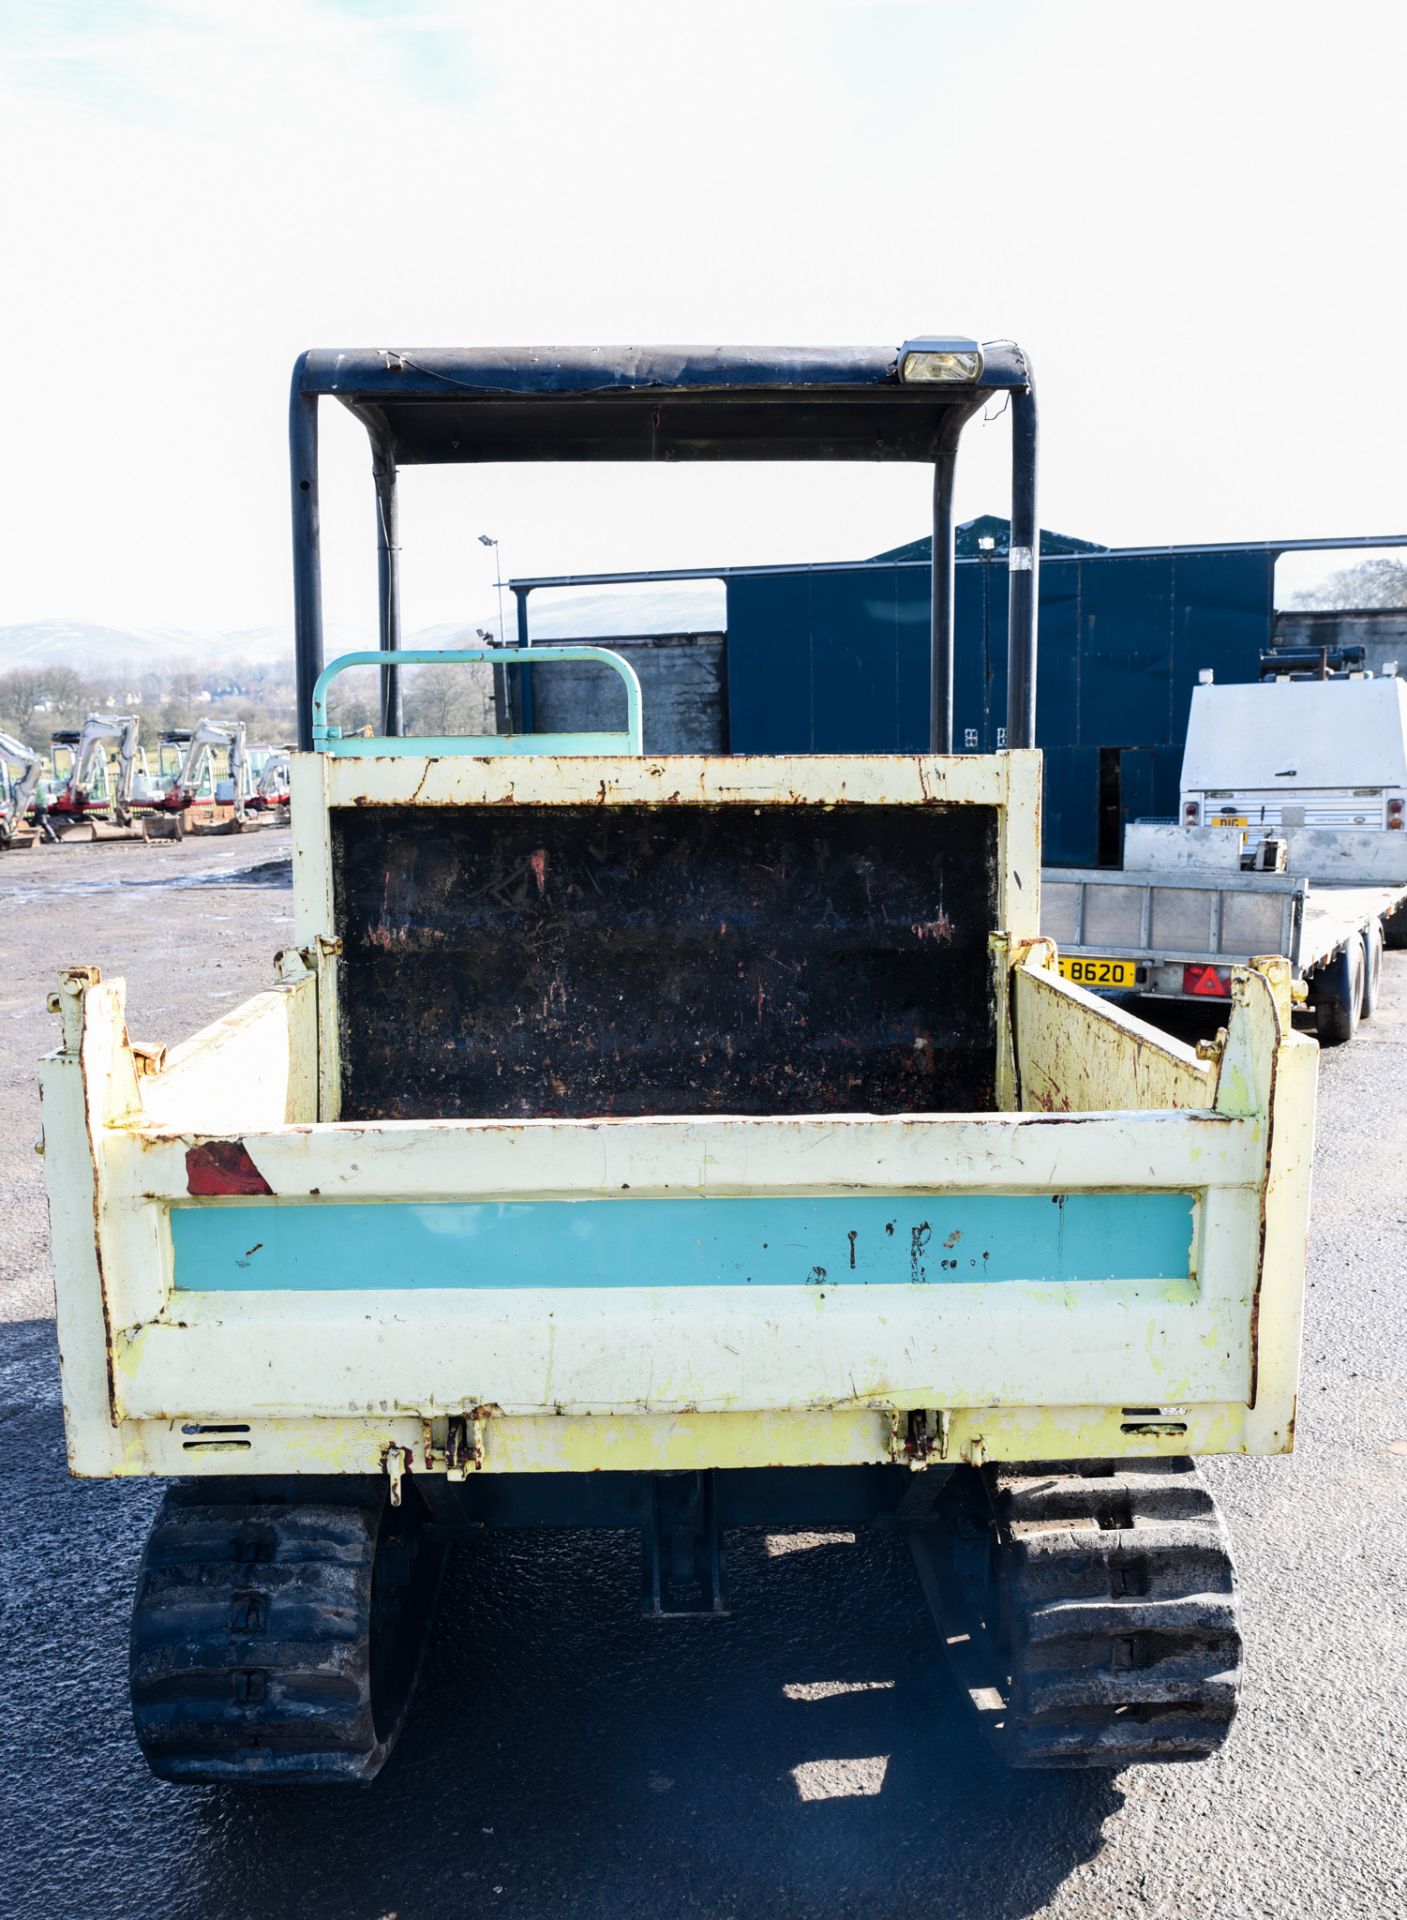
[{"x1": 41, "y1": 342, "x2": 1316, "y2": 1784}]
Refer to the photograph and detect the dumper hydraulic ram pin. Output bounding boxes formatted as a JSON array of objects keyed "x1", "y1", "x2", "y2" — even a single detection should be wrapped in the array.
[{"x1": 40, "y1": 340, "x2": 1315, "y2": 1784}]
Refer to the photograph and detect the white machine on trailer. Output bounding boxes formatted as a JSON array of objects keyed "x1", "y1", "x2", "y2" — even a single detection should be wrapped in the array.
[
  {"x1": 1181, "y1": 674, "x2": 1407, "y2": 837},
  {"x1": 1043, "y1": 670, "x2": 1407, "y2": 1045}
]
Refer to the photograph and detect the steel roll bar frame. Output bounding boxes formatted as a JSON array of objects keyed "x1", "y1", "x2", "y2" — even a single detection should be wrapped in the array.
[
  {"x1": 309, "y1": 646, "x2": 645, "y2": 757},
  {"x1": 289, "y1": 346, "x2": 1039, "y2": 755}
]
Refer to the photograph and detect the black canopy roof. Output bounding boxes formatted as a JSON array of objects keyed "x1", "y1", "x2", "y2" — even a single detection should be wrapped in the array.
[
  {"x1": 289, "y1": 339, "x2": 1038, "y2": 755},
  {"x1": 293, "y1": 343, "x2": 1030, "y2": 465}
]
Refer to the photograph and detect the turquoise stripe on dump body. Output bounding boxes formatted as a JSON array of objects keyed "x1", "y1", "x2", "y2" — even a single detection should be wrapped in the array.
[{"x1": 170, "y1": 1193, "x2": 1194, "y2": 1292}]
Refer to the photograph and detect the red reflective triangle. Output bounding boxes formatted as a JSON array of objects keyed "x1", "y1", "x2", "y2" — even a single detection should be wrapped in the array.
[{"x1": 1184, "y1": 963, "x2": 1229, "y2": 998}]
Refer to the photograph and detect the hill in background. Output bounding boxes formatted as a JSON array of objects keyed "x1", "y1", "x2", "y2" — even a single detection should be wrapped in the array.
[
  {"x1": 0, "y1": 581, "x2": 724, "y2": 678},
  {"x1": 0, "y1": 581, "x2": 726, "y2": 749}
]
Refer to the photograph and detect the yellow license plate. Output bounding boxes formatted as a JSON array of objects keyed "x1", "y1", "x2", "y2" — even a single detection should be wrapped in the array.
[
  {"x1": 1058, "y1": 955, "x2": 1139, "y2": 989},
  {"x1": 1211, "y1": 815, "x2": 1247, "y2": 827}
]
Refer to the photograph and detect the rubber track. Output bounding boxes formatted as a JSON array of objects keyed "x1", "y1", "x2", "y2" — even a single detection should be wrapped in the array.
[
  {"x1": 130, "y1": 1485, "x2": 398, "y2": 1784},
  {"x1": 993, "y1": 1458, "x2": 1242, "y2": 1767}
]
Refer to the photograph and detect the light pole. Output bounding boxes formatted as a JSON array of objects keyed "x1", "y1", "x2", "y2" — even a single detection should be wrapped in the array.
[{"x1": 478, "y1": 534, "x2": 507, "y2": 646}]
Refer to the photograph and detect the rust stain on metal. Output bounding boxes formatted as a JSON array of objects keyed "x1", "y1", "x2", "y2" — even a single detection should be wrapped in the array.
[
  {"x1": 910, "y1": 915, "x2": 953, "y2": 943},
  {"x1": 80, "y1": 1033, "x2": 122, "y2": 1430},
  {"x1": 1245, "y1": 993, "x2": 1281, "y2": 1411},
  {"x1": 910, "y1": 1222, "x2": 931, "y2": 1283},
  {"x1": 185, "y1": 1140, "x2": 274, "y2": 1197}
]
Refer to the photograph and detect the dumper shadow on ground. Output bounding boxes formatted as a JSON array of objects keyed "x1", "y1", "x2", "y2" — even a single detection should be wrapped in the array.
[{"x1": 0, "y1": 1316, "x2": 1118, "y2": 1920}]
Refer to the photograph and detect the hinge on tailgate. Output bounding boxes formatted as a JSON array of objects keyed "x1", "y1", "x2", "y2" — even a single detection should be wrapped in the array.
[
  {"x1": 889, "y1": 1409, "x2": 951, "y2": 1469},
  {"x1": 382, "y1": 1444, "x2": 411, "y2": 1508},
  {"x1": 48, "y1": 966, "x2": 102, "y2": 1055},
  {"x1": 445, "y1": 1411, "x2": 486, "y2": 1478}
]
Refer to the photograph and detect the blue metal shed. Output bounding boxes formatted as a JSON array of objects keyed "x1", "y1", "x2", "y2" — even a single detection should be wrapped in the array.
[
  {"x1": 509, "y1": 533, "x2": 1403, "y2": 867},
  {"x1": 721, "y1": 534, "x2": 1280, "y2": 865}
]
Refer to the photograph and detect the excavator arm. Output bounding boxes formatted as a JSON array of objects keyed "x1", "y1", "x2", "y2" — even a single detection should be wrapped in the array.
[
  {"x1": 170, "y1": 721, "x2": 236, "y2": 803},
  {"x1": 111, "y1": 717, "x2": 141, "y2": 820},
  {"x1": 56, "y1": 715, "x2": 141, "y2": 812},
  {"x1": 0, "y1": 730, "x2": 43, "y2": 844}
]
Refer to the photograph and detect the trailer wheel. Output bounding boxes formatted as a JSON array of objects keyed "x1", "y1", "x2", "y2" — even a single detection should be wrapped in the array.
[
  {"x1": 1360, "y1": 921, "x2": 1384, "y2": 1021},
  {"x1": 1313, "y1": 937, "x2": 1364, "y2": 1047},
  {"x1": 1384, "y1": 900, "x2": 1407, "y2": 952}
]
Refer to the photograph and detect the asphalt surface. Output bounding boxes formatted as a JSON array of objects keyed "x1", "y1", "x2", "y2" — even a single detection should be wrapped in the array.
[{"x1": 1, "y1": 831, "x2": 1403, "y2": 1920}]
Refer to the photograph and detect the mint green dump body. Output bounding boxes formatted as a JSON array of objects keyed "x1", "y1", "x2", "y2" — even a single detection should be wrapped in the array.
[{"x1": 42, "y1": 742, "x2": 1314, "y2": 1484}]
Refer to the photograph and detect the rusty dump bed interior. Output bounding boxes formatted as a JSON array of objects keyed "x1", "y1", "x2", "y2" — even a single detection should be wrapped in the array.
[{"x1": 332, "y1": 803, "x2": 999, "y2": 1121}]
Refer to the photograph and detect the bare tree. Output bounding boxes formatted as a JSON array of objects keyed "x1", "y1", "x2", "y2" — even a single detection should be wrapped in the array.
[
  {"x1": 1285, "y1": 557, "x2": 1407, "y2": 610},
  {"x1": 402, "y1": 662, "x2": 495, "y2": 737},
  {"x1": 0, "y1": 669, "x2": 51, "y2": 738},
  {"x1": 0, "y1": 665, "x2": 93, "y2": 738}
]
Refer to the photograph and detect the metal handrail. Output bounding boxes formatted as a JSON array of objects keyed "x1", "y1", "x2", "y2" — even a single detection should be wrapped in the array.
[{"x1": 310, "y1": 647, "x2": 645, "y2": 757}]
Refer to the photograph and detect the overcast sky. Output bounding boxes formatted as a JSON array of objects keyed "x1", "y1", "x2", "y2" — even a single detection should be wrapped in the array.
[{"x1": 3, "y1": 0, "x2": 1404, "y2": 640}]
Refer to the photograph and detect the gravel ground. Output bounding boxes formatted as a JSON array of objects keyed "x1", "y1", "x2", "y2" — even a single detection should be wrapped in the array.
[{"x1": 0, "y1": 830, "x2": 1403, "y2": 1920}]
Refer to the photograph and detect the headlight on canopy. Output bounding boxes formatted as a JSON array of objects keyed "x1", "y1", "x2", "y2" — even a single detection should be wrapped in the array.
[{"x1": 898, "y1": 337, "x2": 984, "y2": 383}]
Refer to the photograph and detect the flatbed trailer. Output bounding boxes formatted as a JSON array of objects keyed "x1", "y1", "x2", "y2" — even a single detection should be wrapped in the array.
[
  {"x1": 41, "y1": 339, "x2": 1316, "y2": 1786},
  {"x1": 1044, "y1": 822, "x2": 1407, "y2": 1043}
]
